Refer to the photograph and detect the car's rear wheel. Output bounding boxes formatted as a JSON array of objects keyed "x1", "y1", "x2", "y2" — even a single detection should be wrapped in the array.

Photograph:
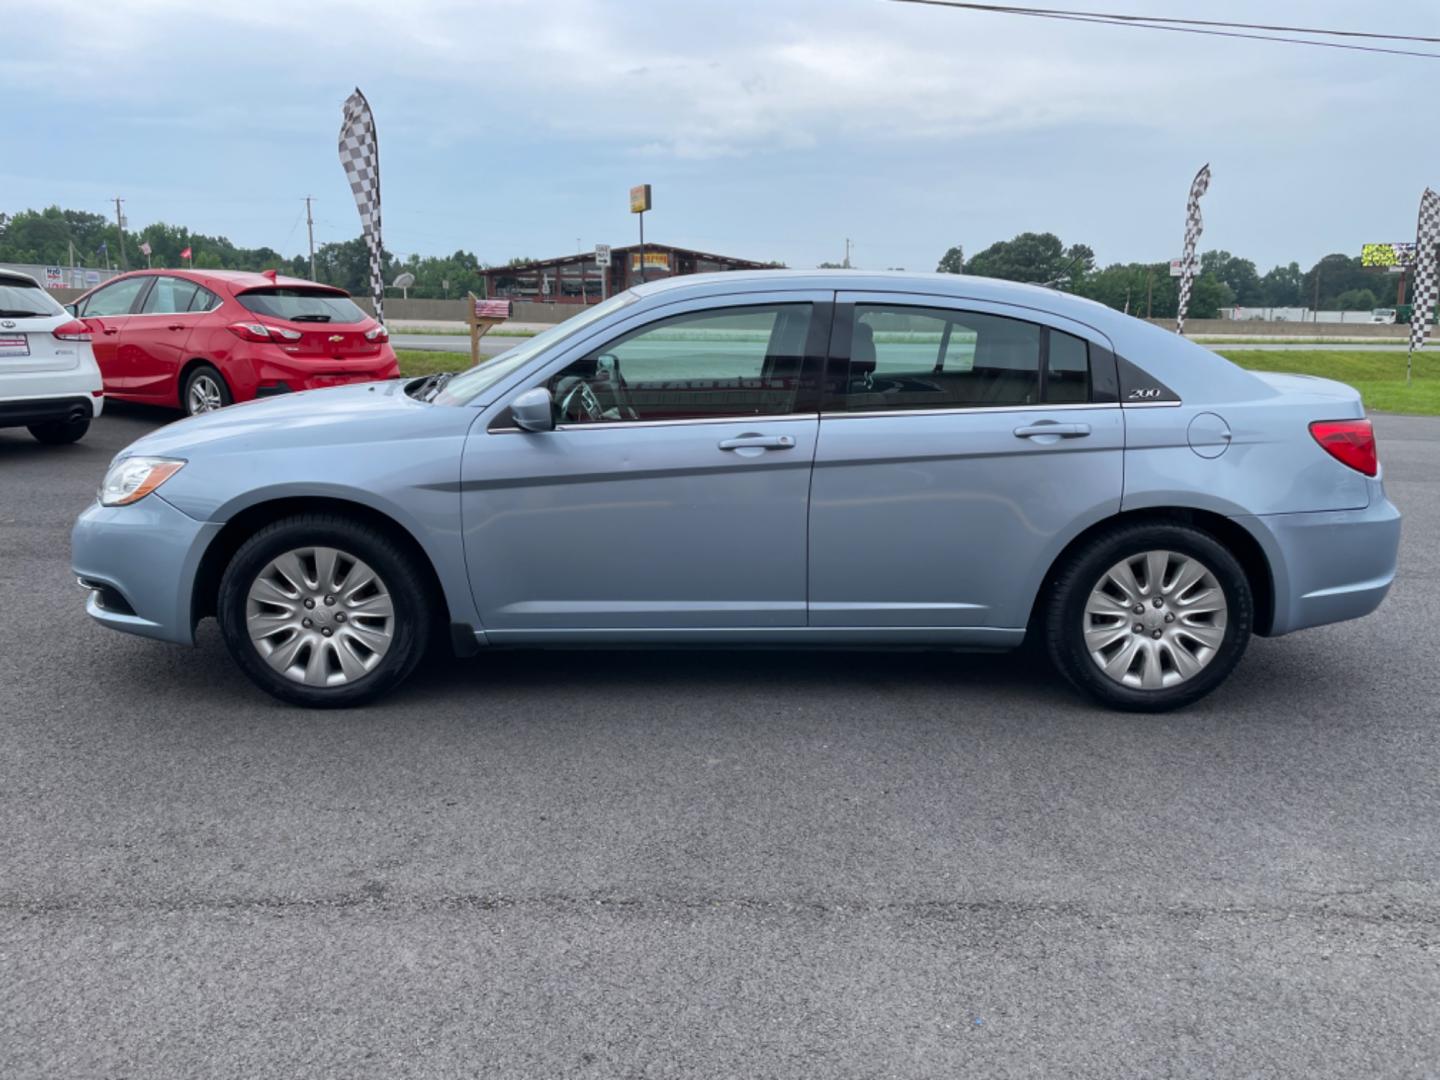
[
  {"x1": 1045, "y1": 522, "x2": 1252, "y2": 712},
  {"x1": 217, "y1": 515, "x2": 431, "y2": 707},
  {"x1": 182, "y1": 364, "x2": 232, "y2": 415},
  {"x1": 27, "y1": 413, "x2": 90, "y2": 445}
]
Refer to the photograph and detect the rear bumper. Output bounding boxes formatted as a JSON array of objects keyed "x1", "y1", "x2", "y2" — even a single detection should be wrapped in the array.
[
  {"x1": 231, "y1": 346, "x2": 399, "y2": 400},
  {"x1": 72, "y1": 495, "x2": 220, "y2": 646},
  {"x1": 1240, "y1": 486, "x2": 1402, "y2": 636},
  {"x1": 0, "y1": 393, "x2": 101, "y2": 428}
]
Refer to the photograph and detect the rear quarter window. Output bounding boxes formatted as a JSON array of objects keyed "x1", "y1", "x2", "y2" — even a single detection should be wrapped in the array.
[{"x1": 237, "y1": 287, "x2": 366, "y2": 324}]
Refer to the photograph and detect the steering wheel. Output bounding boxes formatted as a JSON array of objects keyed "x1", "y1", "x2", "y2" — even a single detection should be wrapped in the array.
[{"x1": 556, "y1": 377, "x2": 605, "y2": 423}]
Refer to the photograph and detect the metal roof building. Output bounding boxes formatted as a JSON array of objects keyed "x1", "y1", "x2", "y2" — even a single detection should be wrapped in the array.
[{"x1": 480, "y1": 243, "x2": 778, "y2": 305}]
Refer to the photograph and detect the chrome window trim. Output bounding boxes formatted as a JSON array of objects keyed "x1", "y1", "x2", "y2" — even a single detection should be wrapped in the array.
[
  {"x1": 820, "y1": 402, "x2": 1121, "y2": 420},
  {"x1": 489, "y1": 412, "x2": 819, "y2": 436},
  {"x1": 1120, "y1": 400, "x2": 1184, "y2": 408}
]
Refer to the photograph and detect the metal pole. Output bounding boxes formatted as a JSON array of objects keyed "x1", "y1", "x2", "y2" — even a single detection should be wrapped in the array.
[
  {"x1": 638, "y1": 211, "x2": 646, "y2": 284},
  {"x1": 1312, "y1": 265, "x2": 1321, "y2": 322},
  {"x1": 305, "y1": 196, "x2": 316, "y2": 281},
  {"x1": 113, "y1": 198, "x2": 128, "y2": 271}
]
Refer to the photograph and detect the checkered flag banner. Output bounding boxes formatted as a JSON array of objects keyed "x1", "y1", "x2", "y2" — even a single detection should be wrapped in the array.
[
  {"x1": 338, "y1": 88, "x2": 384, "y2": 324},
  {"x1": 1175, "y1": 163, "x2": 1211, "y2": 335},
  {"x1": 1407, "y1": 188, "x2": 1440, "y2": 379}
]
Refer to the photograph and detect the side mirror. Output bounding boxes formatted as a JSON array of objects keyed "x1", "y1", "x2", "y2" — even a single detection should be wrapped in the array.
[{"x1": 509, "y1": 387, "x2": 554, "y2": 432}]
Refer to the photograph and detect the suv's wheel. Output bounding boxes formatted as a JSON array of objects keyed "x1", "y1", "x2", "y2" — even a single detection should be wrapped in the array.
[
  {"x1": 1045, "y1": 522, "x2": 1253, "y2": 712},
  {"x1": 28, "y1": 413, "x2": 91, "y2": 445},
  {"x1": 217, "y1": 515, "x2": 431, "y2": 707},
  {"x1": 182, "y1": 364, "x2": 232, "y2": 415}
]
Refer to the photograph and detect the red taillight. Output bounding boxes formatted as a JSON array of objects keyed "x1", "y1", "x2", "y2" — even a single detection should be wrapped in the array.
[
  {"x1": 1310, "y1": 419, "x2": 1378, "y2": 477},
  {"x1": 227, "y1": 321, "x2": 301, "y2": 343},
  {"x1": 365, "y1": 324, "x2": 388, "y2": 342},
  {"x1": 52, "y1": 319, "x2": 92, "y2": 342}
]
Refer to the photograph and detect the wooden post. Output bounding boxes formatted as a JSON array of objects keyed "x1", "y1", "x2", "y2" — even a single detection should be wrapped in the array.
[{"x1": 466, "y1": 293, "x2": 513, "y2": 367}]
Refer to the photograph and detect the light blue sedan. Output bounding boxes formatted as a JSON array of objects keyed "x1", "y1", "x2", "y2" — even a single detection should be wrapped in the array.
[{"x1": 73, "y1": 272, "x2": 1401, "y2": 710}]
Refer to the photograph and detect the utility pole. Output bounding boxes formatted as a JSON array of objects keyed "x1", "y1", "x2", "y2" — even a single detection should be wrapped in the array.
[
  {"x1": 1312, "y1": 265, "x2": 1321, "y2": 322},
  {"x1": 843, "y1": 238, "x2": 852, "y2": 269},
  {"x1": 305, "y1": 196, "x2": 316, "y2": 281},
  {"x1": 113, "y1": 197, "x2": 128, "y2": 271},
  {"x1": 1146, "y1": 269, "x2": 1155, "y2": 319}
]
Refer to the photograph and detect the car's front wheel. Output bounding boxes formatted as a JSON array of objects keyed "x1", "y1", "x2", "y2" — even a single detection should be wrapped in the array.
[
  {"x1": 217, "y1": 515, "x2": 431, "y2": 707},
  {"x1": 1045, "y1": 522, "x2": 1253, "y2": 712}
]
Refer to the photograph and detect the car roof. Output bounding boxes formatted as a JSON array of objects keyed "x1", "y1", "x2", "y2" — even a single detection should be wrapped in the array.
[
  {"x1": 87, "y1": 268, "x2": 346, "y2": 295},
  {"x1": 0, "y1": 268, "x2": 42, "y2": 286}
]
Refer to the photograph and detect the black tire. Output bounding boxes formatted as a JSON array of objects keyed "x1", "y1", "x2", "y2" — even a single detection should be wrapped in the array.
[
  {"x1": 27, "y1": 413, "x2": 90, "y2": 445},
  {"x1": 181, "y1": 363, "x2": 232, "y2": 415},
  {"x1": 217, "y1": 514, "x2": 432, "y2": 708},
  {"x1": 1045, "y1": 522, "x2": 1253, "y2": 712}
]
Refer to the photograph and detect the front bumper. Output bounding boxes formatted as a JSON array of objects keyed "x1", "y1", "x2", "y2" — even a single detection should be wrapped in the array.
[
  {"x1": 72, "y1": 495, "x2": 221, "y2": 645},
  {"x1": 1240, "y1": 484, "x2": 1402, "y2": 636}
]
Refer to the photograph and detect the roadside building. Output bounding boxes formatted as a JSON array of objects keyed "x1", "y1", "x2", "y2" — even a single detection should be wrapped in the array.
[{"x1": 480, "y1": 244, "x2": 778, "y2": 305}]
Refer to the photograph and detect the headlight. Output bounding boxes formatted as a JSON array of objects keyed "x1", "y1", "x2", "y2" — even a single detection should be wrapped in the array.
[{"x1": 100, "y1": 457, "x2": 186, "y2": 507}]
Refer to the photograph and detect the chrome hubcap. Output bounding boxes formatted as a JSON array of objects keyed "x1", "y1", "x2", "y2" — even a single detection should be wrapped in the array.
[
  {"x1": 1084, "y1": 550, "x2": 1228, "y2": 691},
  {"x1": 187, "y1": 375, "x2": 224, "y2": 414},
  {"x1": 245, "y1": 546, "x2": 395, "y2": 687}
]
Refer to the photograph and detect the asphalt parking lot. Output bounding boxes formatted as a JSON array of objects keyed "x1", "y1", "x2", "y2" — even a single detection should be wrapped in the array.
[{"x1": 2, "y1": 405, "x2": 1438, "y2": 1078}]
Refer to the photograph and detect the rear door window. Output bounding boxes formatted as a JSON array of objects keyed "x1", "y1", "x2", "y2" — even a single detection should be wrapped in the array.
[
  {"x1": 139, "y1": 275, "x2": 200, "y2": 315},
  {"x1": 840, "y1": 305, "x2": 1042, "y2": 410},
  {"x1": 237, "y1": 287, "x2": 366, "y2": 324},
  {"x1": 832, "y1": 304, "x2": 1095, "y2": 410}
]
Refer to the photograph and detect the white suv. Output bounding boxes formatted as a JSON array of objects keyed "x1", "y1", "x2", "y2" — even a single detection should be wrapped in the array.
[{"x1": 0, "y1": 268, "x2": 103, "y2": 444}]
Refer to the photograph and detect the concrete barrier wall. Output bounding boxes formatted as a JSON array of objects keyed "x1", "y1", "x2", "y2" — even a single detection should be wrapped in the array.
[{"x1": 354, "y1": 298, "x2": 572, "y2": 324}]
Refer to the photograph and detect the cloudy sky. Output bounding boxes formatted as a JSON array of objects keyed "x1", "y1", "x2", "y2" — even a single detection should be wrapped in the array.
[{"x1": 6, "y1": 0, "x2": 1436, "y2": 272}]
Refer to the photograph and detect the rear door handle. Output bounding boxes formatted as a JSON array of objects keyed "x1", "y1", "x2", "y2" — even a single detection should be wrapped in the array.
[
  {"x1": 167, "y1": 324, "x2": 184, "y2": 331},
  {"x1": 718, "y1": 434, "x2": 796, "y2": 451},
  {"x1": 1014, "y1": 422, "x2": 1091, "y2": 439},
  {"x1": 101, "y1": 327, "x2": 118, "y2": 336}
]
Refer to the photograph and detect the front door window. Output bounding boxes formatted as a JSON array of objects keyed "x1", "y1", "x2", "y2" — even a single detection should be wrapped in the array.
[{"x1": 546, "y1": 303, "x2": 813, "y2": 424}]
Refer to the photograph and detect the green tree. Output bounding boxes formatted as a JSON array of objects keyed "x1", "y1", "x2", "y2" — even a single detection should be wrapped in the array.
[
  {"x1": 1199, "y1": 250, "x2": 1262, "y2": 305},
  {"x1": 936, "y1": 245, "x2": 964, "y2": 274},
  {"x1": 964, "y1": 232, "x2": 1093, "y2": 287},
  {"x1": 1335, "y1": 288, "x2": 1378, "y2": 311},
  {"x1": 1258, "y1": 262, "x2": 1303, "y2": 307}
]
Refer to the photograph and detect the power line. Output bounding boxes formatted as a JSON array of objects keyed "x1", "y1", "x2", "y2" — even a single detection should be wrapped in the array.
[{"x1": 889, "y1": 1, "x2": 1440, "y2": 60}]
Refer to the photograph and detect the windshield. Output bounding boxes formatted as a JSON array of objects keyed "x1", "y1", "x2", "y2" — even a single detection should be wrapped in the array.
[
  {"x1": 434, "y1": 291, "x2": 640, "y2": 405},
  {"x1": 237, "y1": 287, "x2": 367, "y2": 324},
  {"x1": 0, "y1": 277, "x2": 65, "y2": 318}
]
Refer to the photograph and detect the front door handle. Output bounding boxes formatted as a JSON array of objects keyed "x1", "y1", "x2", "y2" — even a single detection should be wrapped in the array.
[
  {"x1": 167, "y1": 323, "x2": 184, "y2": 331},
  {"x1": 1014, "y1": 422, "x2": 1091, "y2": 439},
  {"x1": 718, "y1": 434, "x2": 796, "y2": 451}
]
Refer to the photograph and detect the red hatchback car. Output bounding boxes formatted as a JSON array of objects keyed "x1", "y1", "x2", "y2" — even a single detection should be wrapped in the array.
[{"x1": 71, "y1": 269, "x2": 399, "y2": 415}]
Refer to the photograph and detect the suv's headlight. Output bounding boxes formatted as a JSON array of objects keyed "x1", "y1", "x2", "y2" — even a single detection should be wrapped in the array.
[{"x1": 100, "y1": 457, "x2": 186, "y2": 507}]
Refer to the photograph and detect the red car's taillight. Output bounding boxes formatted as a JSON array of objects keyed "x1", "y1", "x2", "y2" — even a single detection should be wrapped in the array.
[
  {"x1": 1309, "y1": 419, "x2": 1378, "y2": 477},
  {"x1": 365, "y1": 325, "x2": 388, "y2": 342},
  {"x1": 52, "y1": 319, "x2": 92, "y2": 342},
  {"x1": 227, "y1": 321, "x2": 302, "y2": 343}
]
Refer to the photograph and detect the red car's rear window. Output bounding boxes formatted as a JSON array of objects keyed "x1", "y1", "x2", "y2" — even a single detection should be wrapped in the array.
[{"x1": 237, "y1": 287, "x2": 367, "y2": 325}]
